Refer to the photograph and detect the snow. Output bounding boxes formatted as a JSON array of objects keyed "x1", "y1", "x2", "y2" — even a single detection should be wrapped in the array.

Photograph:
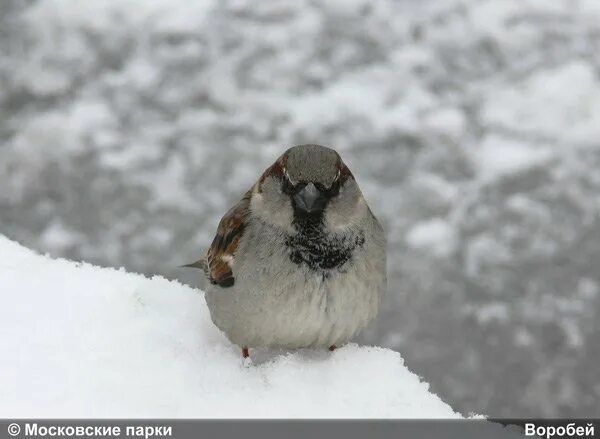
[
  {"x1": 405, "y1": 218, "x2": 457, "y2": 257},
  {"x1": 4, "y1": 0, "x2": 600, "y2": 418},
  {"x1": 422, "y1": 107, "x2": 466, "y2": 140},
  {"x1": 475, "y1": 135, "x2": 554, "y2": 181},
  {"x1": 39, "y1": 220, "x2": 82, "y2": 251},
  {"x1": 0, "y1": 235, "x2": 459, "y2": 418},
  {"x1": 482, "y1": 62, "x2": 600, "y2": 146}
]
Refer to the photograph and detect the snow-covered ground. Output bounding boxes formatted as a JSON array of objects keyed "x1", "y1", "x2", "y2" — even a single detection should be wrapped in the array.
[
  {"x1": 0, "y1": 235, "x2": 458, "y2": 418},
  {"x1": 3, "y1": 0, "x2": 600, "y2": 418}
]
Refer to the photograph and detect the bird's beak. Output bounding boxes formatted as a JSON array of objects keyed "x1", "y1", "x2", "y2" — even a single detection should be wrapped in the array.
[{"x1": 293, "y1": 182, "x2": 327, "y2": 214}]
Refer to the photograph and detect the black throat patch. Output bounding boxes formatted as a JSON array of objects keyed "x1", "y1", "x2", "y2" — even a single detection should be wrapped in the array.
[{"x1": 286, "y1": 212, "x2": 365, "y2": 271}]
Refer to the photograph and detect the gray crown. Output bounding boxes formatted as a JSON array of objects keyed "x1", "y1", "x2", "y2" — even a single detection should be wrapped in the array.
[{"x1": 285, "y1": 144, "x2": 340, "y2": 187}]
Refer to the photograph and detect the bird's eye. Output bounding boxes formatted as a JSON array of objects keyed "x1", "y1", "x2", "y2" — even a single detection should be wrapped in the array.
[
  {"x1": 281, "y1": 168, "x2": 295, "y2": 194},
  {"x1": 321, "y1": 176, "x2": 341, "y2": 199},
  {"x1": 333, "y1": 169, "x2": 341, "y2": 183}
]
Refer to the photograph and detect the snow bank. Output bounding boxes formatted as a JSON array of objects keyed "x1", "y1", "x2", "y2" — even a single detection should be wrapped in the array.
[{"x1": 0, "y1": 235, "x2": 459, "y2": 418}]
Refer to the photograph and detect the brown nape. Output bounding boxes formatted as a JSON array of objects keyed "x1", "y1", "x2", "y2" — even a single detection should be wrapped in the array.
[
  {"x1": 242, "y1": 346, "x2": 249, "y2": 358},
  {"x1": 328, "y1": 345, "x2": 336, "y2": 352}
]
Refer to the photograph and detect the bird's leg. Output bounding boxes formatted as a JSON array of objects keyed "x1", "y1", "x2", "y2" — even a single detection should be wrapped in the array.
[
  {"x1": 242, "y1": 346, "x2": 250, "y2": 358},
  {"x1": 328, "y1": 344, "x2": 336, "y2": 352}
]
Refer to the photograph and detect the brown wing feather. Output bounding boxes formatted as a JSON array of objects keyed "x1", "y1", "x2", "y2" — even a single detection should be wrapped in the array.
[{"x1": 205, "y1": 190, "x2": 251, "y2": 287}]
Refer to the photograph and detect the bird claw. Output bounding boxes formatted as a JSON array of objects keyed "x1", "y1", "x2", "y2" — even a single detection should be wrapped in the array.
[{"x1": 241, "y1": 346, "x2": 252, "y2": 367}]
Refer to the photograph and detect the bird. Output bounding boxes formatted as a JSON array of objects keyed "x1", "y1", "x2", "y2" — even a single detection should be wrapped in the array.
[{"x1": 184, "y1": 144, "x2": 386, "y2": 359}]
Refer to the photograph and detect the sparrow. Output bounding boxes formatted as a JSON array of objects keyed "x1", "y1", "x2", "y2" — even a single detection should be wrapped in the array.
[{"x1": 185, "y1": 144, "x2": 386, "y2": 359}]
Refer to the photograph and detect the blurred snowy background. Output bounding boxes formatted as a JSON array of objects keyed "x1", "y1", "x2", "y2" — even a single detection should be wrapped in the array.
[{"x1": 1, "y1": 0, "x2": 600, "y2": 417}]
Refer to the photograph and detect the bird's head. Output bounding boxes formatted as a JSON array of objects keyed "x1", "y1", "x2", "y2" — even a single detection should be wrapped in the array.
[{"x1": 251, "y1": 144, "x2": 365, "y2": 231}]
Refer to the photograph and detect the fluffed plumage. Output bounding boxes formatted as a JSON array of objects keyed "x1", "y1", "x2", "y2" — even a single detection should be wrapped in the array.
[{"x1": 185, "y1": 144, "x2": 386, "y2": 358}]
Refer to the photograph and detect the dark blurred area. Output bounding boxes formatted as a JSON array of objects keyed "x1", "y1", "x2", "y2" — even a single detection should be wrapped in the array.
[{"x1": 1, "y1": 0, "x2": 600, "y2": 417}]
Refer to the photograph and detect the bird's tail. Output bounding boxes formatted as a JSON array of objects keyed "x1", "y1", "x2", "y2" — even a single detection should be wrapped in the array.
[{"x1": 180, "y1": 259, "x2": 207, "y2": 271}]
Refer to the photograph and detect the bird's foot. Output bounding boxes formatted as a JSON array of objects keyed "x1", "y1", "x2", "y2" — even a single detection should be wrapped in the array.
[
  {"x1": 241, "y1": 346, "x2": 252, "y2": 367},
  {"x1": 328, "y1": 344, "x2": 336, "y2": 352}
]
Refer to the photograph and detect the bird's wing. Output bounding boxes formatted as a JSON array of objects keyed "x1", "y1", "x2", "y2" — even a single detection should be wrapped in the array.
[{"x1": 203, "y1": 190, "x2": 252, "y2": 288}]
